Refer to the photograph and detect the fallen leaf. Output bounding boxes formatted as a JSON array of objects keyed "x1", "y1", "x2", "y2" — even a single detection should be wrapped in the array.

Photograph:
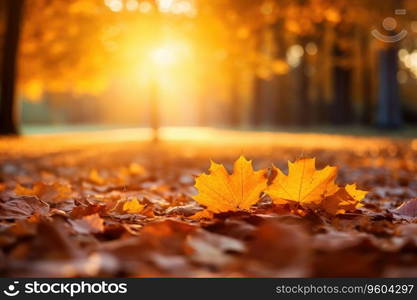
[
  {"x1": 392, "y1": 198, "x2": 417, "y2": 218},
  {"x1": 320, "y1": 184, "x2": 366, "y2": 215},
  {"x1": 193, "y1": 156, "x2": 267, "y2": 213},
  {"x1": 266, "y1": 158, "x2": 339, "y2": 205},
  {"x1": 111, "y1": 197, "x2": 145, "y2": 214},
  {"x1": 186, "y1": 229, "x2": 245, "y2": 267},
  {"x1": 122, "y1": 198, "x2": 144, "y2": 214},
  {"x1": 189, "y1": 209, "x2": 214, "y2": 219},
  {"x1": 88, "y1": 169, "x2": 105, "y2": 185},
  {"x1": 14, "y1": 182, "x2": 72, "y2": 203},
  {"x1": 38, "y1": 182, "x2": 73, "y2": 203},
  {"x1": 0, "y1": 196, "x2": 49, "y2": 220},
  {"x1": 69, "y1": 213, "x2": 104, "y2": 234},
  {"x1": 165, "y1": 203, "x2": 203, "y2": 217},
  {"x1": 242, "y1": 221, "x2": 310, "y2": 275},
  {"x1": 35, "y1": 218, "x2": 82, "y2": 260},
  {"x1": 142, "y1": 219, "x2": 195, "y2": 237},
  {"x1": 129, "y1": 163, "x2": 146, "y2": 175},
  {"x1": 149, "y1": 253, "x2": 190, "y2": 274},
  {"x1": 345, "y1": 184, "x2": 368, "y2": 202},
  {"x1": 312, "y1": 231, "x2": 381, "y2": 277},
  {"x1": 14, "y1": 184, "x2": 41, "y2": 196},
  {"x1": 71, "y1": 204, "x2": 106, "y2": 218}
]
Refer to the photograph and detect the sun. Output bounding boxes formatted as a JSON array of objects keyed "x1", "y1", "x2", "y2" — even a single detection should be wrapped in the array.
[{"x1": 150, "y1": 46, "x2": 176, "y2": 67}]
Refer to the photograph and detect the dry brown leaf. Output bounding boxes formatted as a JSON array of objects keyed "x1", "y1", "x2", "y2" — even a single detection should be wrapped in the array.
[
  {"x1": 242, "y1": 221, "x2": 311, "y2": 275},
  {"x1": 186, "y1": 229, "x2": 245, "y2": 267},
  {"x1": 0, "y1": 196, "x2": 49, "y2": 220},
  {"x1": 393, "y1": 198, "x2": 417, "y2": 218},
  {"x1": 69, "y1": 213, "x2": 104, "y2": 234},
  {"x1": 14, "y1": 182, "x2": 73, "y2": 203},
  {"x1": 14, "y1": 183, "x2": 40, "y2": 196},
  {"x1": 193, "y1": 156, "x2": 267, "y2": 214}
]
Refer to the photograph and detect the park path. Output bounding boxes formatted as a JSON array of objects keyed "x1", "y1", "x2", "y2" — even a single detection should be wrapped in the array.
[{"x1": 0, "y1": 127, "x2": 412, "y2": 158}]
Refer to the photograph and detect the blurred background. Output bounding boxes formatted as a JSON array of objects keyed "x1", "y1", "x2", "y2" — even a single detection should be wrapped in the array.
[{"x1": 1, "y1": 0, "x2": 417, "y2": 135}]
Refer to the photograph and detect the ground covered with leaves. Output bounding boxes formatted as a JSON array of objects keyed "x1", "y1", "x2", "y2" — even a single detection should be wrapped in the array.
[{"x1": 0, "y1": 130, "x2": 417, "y2": 277}]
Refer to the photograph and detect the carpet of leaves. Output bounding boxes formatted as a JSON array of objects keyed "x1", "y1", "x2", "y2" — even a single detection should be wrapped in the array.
[{"x1": 1, "y1": 134, "x2": 417, "y2": 277}]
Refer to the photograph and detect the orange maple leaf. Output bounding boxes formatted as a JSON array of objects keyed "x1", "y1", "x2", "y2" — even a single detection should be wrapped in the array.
[
  {"x1": 266, "y1": 158, "x2": 339, "y2": 205},
  {"x1": 193, "y1": 156, "x2": 267, "y2": 214}
]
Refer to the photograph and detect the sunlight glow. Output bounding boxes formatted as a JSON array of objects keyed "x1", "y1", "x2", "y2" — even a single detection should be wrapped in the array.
[
  {"x1": 151, "y1": 46, "x2": 176, "y2": 67},
  {"x1": 138, "y1": 1, "x2": 153, "y2": 13},
  {"x1": 158, "y1": 0, "x2": 174, "y2": 13},
  {"x1": 287, "y1": 44, "x2": 304, "y2": 68},
  {"x1": 105, "y1": 0, "x2": 123, "y2": 12},
  {"x1": 125, "y1": 0, "x2": 139, "y2": 11},
  {"x1": 157, "y1": 0, "x2": 196, "y2": 16},
  {"x1": 399, "y1": 49, "x2": 417, "y2": 78},
  {"x1": 104, "y1": 0, "x2": 196, "y2": 16}
]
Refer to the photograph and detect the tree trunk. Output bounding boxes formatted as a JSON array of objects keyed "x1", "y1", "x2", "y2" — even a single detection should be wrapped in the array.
[
  {"x1": 272, "y1": 21, "x2": 289, "y2": 126},
  {"x1": 376, "y1": 46, "x2": 402, "y2": 129},
  {"x1": 229, "y1": 63, "x2": 240, "y2": 127},
  {"x1": 250, "y1": 30, "x2": 265, "y2": 128},
  {"x1": 316, "y1": 85, "x2": 328, "y2": 125},
  {"x1": 314, "y1": 23, "x2": 332, "y2": 125},
  {"x1": 360, "y1": 35, "x2": 373, "y2": 125},
  {"x1": 0, "y1": 0, "x2": 25, "y2": 135},
  {"x1": 149, "y1": 76, "x2": 160, "y2": 142},
  {"x1": 331, "y1": 29, "x2": 353, "y2": 125},
  {"x1": 293, "y1": 45, "x2": 310, "y2": 126},
  {"x1": 332, "y1": 66, "x2": 352, "y2": 125}
]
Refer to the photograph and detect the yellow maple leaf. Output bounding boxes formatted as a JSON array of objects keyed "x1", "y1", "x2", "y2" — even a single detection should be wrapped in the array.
[
  {"x1": 193, "y1": 156, "x2": 267, "y2": 213},
  {"x1": 345, "y1": 184, "x2": 367, "y2": 203},
  {"x1": 266, "y1": 158, "x2": 339, "y2": 205},
  {"x1": 122, "y1": 198, "x2": 145, "y2": 214},
  {"x1": 320, "y1": 184, "x2": 367, "y2": 215}
]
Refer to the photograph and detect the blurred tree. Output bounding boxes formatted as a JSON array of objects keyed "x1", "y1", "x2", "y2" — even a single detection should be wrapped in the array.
[
  {"x1": 271, "y1": 20, "x2": 290, "y2": 126},
  {"x1": 331, "y1": 22, "x2": 354, "y2": 125},
  {"x1": 0, "y1": 0, "x2": 25, "y2": 135},
  {"x1": 0, "y1": 0, "x2": 414, "y2": 133},
  {"x1": 376, "y1": 44, "x2": 402, "y2": 128},
  {"x1": 359, "y1": 32, "x2": 374, "y2": 125},
  {"x1": 374, "y1": 0, "x2": 407, "y2": 129}
]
